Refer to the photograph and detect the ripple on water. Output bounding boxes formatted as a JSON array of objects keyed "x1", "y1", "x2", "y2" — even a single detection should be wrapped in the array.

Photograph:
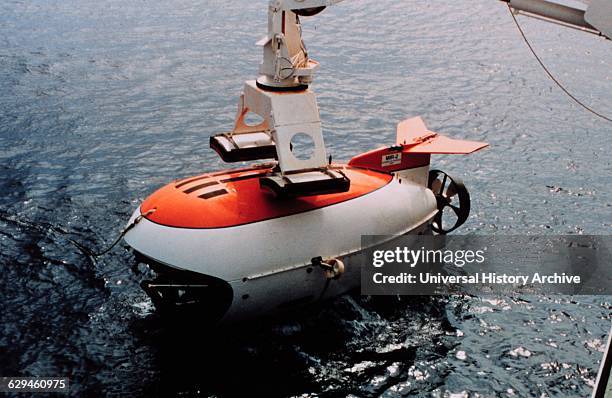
[{"x1": 0, "y1": 0, "x2": 611, "y2": 396}]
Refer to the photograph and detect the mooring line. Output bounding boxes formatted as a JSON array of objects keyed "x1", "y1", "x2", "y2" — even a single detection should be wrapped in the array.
[
  {"x1": 507, "y1": 4, "x2": 612, "y2": 123},
  {"x1": 0, "y1": 208, "x2": 153, "y2": 258},
  {"x1": 80, "y1": 209, "x2": 155, "y2": 257}
]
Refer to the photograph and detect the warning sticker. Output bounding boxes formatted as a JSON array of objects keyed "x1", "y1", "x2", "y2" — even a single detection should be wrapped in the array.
[{"x1": 381, "y1": 152, "x2": 402, "y2": 167}]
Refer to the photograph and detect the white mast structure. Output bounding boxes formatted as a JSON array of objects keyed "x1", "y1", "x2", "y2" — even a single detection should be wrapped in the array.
[
  {"x1": 211, "y1": 0, "x2": 349, "y2": 198},
  {"x1": 210, "y1": 0, "x2": 610, "y2": 198}
]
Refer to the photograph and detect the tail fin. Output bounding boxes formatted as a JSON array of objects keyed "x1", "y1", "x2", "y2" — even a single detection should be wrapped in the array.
[
  {"x1": 396, "y1": 116, "x2": 430, "y2": 145},
  {"x1": 396, "y1": 117, "x2": 488, "y2": 154},
  {"x1": 348, "y1": 116, "x2": 488, "y2": 173}
]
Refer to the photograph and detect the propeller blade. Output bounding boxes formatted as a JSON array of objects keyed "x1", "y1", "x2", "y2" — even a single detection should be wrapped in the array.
[
  {"x1": 446, "y1": 182, "x2": 458, "y2": 198},
  {"x1": 430, "y1": 178, "x2": 443, "y2": 194}
]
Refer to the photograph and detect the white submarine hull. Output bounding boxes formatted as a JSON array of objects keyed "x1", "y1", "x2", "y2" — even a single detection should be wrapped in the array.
[{"x1": 124, "y1": 165, "x2": 437, "y2": 323}]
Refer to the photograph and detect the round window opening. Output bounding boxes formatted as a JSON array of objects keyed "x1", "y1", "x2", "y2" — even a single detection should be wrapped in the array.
[
  {"x1": 290, "y1": 133, "x2": 315, "y2": 161},
  {"x1": 243, "y1": 112, "x2": 264, "y2": 126}
]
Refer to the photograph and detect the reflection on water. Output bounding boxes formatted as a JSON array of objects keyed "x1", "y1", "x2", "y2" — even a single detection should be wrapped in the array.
[{"x1": 0, "y1": 0, "x2": 610, "y2": 396}]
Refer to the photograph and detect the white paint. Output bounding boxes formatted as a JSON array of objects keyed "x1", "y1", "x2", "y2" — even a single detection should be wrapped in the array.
[
  {"x1": 242, "y1": 81, "x2": 327, "y2": 172},
  {"x1": 586, "y1": 0, "x2": 612, "y2": 39},
  {"x1": 381, "y1": 152, "x2": 401, "y2": 167},
  {"x1": 125, "y1": 178, "x2": 436, "y2": 282},
  {"x1": 125, "y1": 178, "x2": 437, "y2": 322},
  {"x1": 396, "y1": 165, "x2": 430, "y2": 187}
]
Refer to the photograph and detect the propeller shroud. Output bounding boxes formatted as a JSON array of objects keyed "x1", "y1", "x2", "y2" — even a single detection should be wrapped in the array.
[{"x1": 427, "y1": 170, "x2": 471, "y2": 234}]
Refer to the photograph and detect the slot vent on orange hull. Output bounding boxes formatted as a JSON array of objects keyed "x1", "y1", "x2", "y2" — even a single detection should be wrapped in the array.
[{"x1": 199, "y1": 189, "x2": 229, "y2": 200}]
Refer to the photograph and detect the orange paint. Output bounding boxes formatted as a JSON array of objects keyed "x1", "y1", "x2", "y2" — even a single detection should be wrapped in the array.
[
  {"x1": 141, "y1": 165, "x2": 392, "y2": 229},
  {"x1": 349, "y1": 149, "x2": 430, "y2": 173}
]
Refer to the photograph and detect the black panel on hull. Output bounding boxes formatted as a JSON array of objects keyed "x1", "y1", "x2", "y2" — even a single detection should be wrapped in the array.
[
  {"x1": 210, "y1": 133, "x2": 277, "y2": 162},
  {"x1": 259, "y1": 169, "x2": 351, "y2": 198}
]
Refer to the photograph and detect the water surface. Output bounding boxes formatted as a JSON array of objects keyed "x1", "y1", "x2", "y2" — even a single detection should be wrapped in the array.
[{"x1": 0, "y1": 0, "x2": 610, "y2": 396}]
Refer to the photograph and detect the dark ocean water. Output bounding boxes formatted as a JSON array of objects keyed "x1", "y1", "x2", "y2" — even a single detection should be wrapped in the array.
[{"x1": 0, "y1": 0, "x2": 610, "y2": 396}]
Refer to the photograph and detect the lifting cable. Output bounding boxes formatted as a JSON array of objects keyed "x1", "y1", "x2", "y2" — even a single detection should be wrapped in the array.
[{"x1": 507, "y1": 4, "x2": 612, "y2": 123}]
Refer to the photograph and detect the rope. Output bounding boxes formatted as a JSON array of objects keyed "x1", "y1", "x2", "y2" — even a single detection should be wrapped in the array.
[
  {"x1": 0, "y1": 208, "x2": 155, "y2": 258},
  {"x1": 507, "y1": 4, "x2": 612, "y2": 123},
  {"x1": 78, "y1": 208, "x2": 156, "y2": 257}
]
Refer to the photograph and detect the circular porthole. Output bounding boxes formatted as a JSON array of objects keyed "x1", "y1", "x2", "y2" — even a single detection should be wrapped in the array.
[
  {"x1": 290, "y1": 133, "x2": 315, "y2": 160},
  {"x1": 243, "y1": 112, "x2": 264, "y2": 126}
]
